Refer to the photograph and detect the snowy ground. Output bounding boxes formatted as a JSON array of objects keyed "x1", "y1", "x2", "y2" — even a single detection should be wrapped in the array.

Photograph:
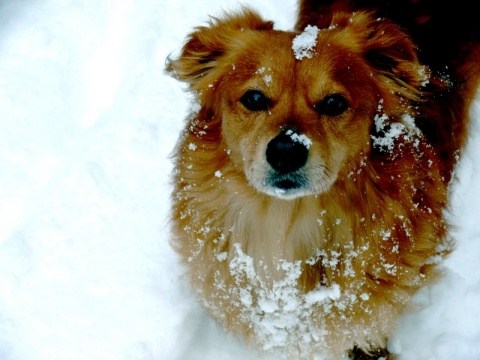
[{"x1": 0, "y1": 1, "x2": 479, "y2": 359}]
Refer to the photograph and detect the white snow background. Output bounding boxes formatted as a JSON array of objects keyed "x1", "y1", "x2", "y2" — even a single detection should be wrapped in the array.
[{"x1": 0, "y1": 0, "x2": 479, "y2": 359}]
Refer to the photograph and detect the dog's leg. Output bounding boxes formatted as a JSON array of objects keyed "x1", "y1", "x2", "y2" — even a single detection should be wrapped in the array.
[{"x1": 348, "y1": 346, "x2": 395, "y2": 360}]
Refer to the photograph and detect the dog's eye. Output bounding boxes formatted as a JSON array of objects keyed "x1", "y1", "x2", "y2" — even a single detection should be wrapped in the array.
[
  {"x1": 315, "y1": 93, "x2": 349, "y2": 117},
  {"x1": 240, "y1": 90, "x2": 270, "y2": 111}
]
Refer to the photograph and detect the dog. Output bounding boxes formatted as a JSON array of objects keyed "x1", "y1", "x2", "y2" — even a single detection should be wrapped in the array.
[{"x1": 166, "y1": 1, "x2": 480, "y2": 358}]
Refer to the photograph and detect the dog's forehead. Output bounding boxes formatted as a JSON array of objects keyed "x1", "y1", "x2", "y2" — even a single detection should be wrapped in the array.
[
  {"x1": 294, "y1": 31, "x2": 370, "y2": 93},
  {"x1": 234, "y1": 31, "x2": 297, "y2": 70},
  {"x1": 234, "y1": 29, "x2": 356, "y2": 78},
  {"x1": 220, "y1": 28, "x2": 369, "y2": 107}
]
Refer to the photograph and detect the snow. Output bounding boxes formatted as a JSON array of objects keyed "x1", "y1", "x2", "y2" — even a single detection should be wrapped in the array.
[
  {"x1": 0, "y1": 1, "x2": 479, "y2": 359},
  {"x1": 255, "y1": 67, "x2": 273, "y2": 87},
  {"x1": 371, "y1": 100, "x2": 422, "y2": 153},
  {"x1": 292, "y1": 25, "x2": 320, "y2": 60},
  {"x1": 227, "y1": 246, "x2": 337, "y2": 355},
  {"x1": 285, "y1": 129, "x2": 313, "y2": 149}
]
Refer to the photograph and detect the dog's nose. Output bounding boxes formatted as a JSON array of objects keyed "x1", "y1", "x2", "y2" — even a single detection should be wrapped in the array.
[{"x1": 266, "y1": 130, "x2": 309, "y2": 173}]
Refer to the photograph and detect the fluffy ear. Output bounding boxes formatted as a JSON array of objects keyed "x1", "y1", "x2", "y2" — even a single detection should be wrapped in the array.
[
  {"x1": 165, "y1": 8, "x2": 274, "y2": 92},
  {"x1": 345, "y1": 12, "x2": 430, "y2": 102}
]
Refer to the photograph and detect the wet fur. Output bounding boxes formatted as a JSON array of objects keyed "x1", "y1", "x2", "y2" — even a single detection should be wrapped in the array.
[{"x1": 166, "y1": 2, "x2": 480, "y2": 359}]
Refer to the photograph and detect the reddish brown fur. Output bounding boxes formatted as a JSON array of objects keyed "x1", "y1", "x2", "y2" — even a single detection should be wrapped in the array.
[
  {"x1": 297, "y1": 0, "x2": 480, "y2": 183},
  {"x1": 166, "y1": 4, "x2": 480, "y2": 359}
]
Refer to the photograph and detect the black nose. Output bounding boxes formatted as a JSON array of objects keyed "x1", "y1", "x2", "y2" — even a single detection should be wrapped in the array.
[{"x1": 266, "y1": 130, "x2": 309, "y2": 174}]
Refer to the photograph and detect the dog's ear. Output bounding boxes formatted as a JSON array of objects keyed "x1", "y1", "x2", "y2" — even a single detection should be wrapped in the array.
[
  {"x1": 346, "y1": 12, "x2": 429, "y2": 103},
  {"x1": 166, "y1": 8, "x2": 274, "y2": 93}
]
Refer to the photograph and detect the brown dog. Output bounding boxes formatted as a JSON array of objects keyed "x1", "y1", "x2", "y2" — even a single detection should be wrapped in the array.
[{"x1": 166, "y1": 1, "x2": 480, "y2": 358}]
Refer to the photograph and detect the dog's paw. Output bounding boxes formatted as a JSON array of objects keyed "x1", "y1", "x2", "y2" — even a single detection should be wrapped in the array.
[{"x1": 348, "y1": 346, "x2": 395, "y2": 360}]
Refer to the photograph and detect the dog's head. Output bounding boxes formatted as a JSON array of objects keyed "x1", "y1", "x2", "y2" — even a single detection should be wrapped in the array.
[{"x1": 167, "y1": 9, "x2": 431, "y2": 199}]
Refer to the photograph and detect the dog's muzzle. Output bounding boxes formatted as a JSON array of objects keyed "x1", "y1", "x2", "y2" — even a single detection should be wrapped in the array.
[{"x1": 265, "y1": 129, "x2": 309, "y2": 191}]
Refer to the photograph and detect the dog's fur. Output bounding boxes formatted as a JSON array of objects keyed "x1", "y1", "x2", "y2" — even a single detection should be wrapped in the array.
[{"x1": 166, "y1": 1, "x2": 480, "y2": 358}]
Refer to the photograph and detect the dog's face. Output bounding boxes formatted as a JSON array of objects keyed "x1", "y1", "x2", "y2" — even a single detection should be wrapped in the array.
[
  {"x1": 168, "y1": 10, "x2": 428, "y2": 199},
  {"x1": 219, "y1": 29, "x2": 384, "y2": 199}
]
